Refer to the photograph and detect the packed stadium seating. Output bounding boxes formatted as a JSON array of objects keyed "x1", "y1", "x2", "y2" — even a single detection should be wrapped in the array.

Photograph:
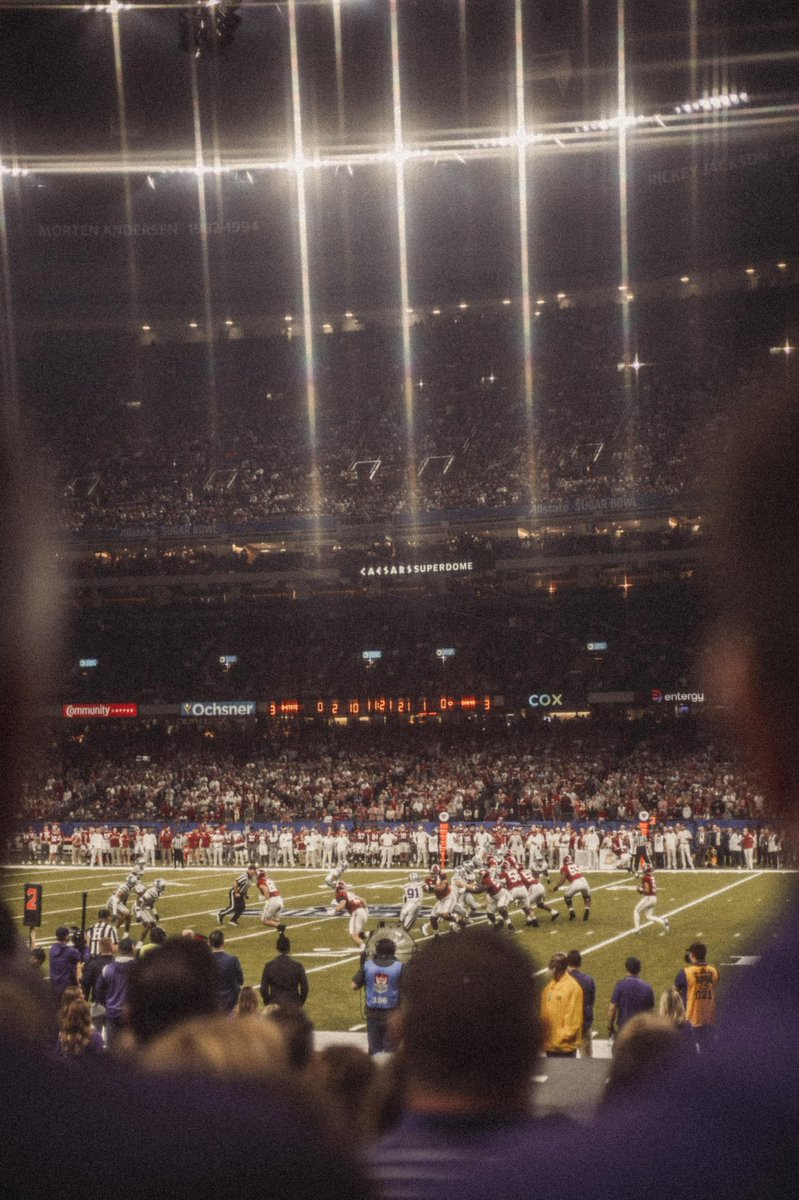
[{"x1": 26, "y1": 284, "x2": 797, "y2": 535}]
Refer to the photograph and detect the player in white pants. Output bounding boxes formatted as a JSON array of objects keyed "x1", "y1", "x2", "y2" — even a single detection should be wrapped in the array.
[{"x1": 634, "y1": 865, "x2": 670, "y2": 932}]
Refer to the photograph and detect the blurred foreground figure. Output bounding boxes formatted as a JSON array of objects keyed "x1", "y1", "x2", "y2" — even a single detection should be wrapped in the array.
[
  {"x1": 428, "y1": 389, "x2": 799, "y2": 1200},
  {"x1": 0, "y1": 447, "x2": 370, "y2": 1200},
  {"x1": 370, "y1": 928, "x2": 546, "y2": 1199}
]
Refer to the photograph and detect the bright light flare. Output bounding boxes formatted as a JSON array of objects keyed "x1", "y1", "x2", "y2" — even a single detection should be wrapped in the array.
[
  {"x1": 389, "y1": 0, "x2": 417, "y2": 516},
  {"x1": 288, "y1": 0, "x2": 321, "y2": 522},
  {"x1": 514, "y1": 0, "x2": 536, "y2": 502}
]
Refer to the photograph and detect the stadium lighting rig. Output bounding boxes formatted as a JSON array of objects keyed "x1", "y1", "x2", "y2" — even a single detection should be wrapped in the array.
[
  {"x1": 0, "y1": 90, "x2": 764, "y2": 180},
  {"x1": 179, "y1": 2, "x2": 241, "y2": 59}
]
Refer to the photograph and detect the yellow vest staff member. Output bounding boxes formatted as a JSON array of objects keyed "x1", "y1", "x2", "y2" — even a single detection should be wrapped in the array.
[
  {"x1": 675, "y1": 941, "x2": 719, "y2": 1050},
  {"x1": 541, "y1": 952, "x2": 584, "y2": 1057}
]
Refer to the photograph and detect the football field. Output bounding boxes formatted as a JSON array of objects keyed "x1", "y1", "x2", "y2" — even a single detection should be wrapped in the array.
[{"x1": 2, "y1": 865, "x2": 793, "y2": 1036}]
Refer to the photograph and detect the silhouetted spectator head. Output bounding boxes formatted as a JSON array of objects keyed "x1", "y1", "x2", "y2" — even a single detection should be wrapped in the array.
[
  {"x1": 139, "y1": 1012, "x2": 288, "y2": 1085},
  {"x1": 602, "y1": 1013, "x2": 686, "y2": 1108},
  {"x1": 266, "y1": 1005, "x2": 315, "y2": 1072},
  {"x1": 395, "y1": 927, "x2": 542, "y2": 1110},
  {"x1": 126, "y1": 937, "x2": 219, "y2": 1045}
]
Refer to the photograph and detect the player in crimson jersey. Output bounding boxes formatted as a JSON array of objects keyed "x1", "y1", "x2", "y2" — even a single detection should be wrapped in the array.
[
  {"x1": 420, "y1": 868, "x2": 464, "y2": 936},
  {"x1": 499, "y1": 858, "x2": 535, "y2": 925},
  {"x1": 634, "y1": 864, "x2": 670, "y2": 932},
  {"x1": 552, "y1": 856, "x2": 591, "y2": 921},
  {"x1": 468, "y1": 864, "x2": 512, "y2": 930},
  {"x1": 257, "y1": 870, "x2": 286, "y2": 931},
  {"x1": 334, "y1": 881, "x2": 369, "y2": 948},
  {"x1": 518, "y1": 863, "x2": 560, "y2": 926}
]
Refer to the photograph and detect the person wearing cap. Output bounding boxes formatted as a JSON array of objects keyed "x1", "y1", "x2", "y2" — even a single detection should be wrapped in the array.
[
  {"x1": 675, "y1": 942, "x2": 718, "y2": 1050},
  {"x1": 352, "y1": 937, "x2": 403, "y2": 1055},
  {"x1": 49, "y1": 926, "x2": 82, "y2": 1004},
  {"x1": 541, "y1": 952, "x2": 584, "y2": 1057}
]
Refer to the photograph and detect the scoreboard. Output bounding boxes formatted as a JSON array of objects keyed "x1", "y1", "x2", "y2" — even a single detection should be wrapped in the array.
[{"x1": 264, "y1": 695, "x2": 495, "y2": 718}]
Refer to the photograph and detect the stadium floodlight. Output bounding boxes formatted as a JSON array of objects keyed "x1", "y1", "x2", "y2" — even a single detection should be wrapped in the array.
[
  {"x1": 617, "y1": 353, "x2": 650, "y2": 373},
  {"x1": 680, "y1": 275, "x2": 690, "y2": 283},
  {"x1": 745, "y1": 267, "x2": 756, "y2": 275},
  {"x1": 188, "y1": 321, "x2": 198, "y2": 328},
  {"x1": 141, "y1": 324, "x2": 151, "y2": 331},
  {"x1": 777, "y1": 262, "x2": 788, "y2": 270},
  {"x1": 770, "y1": 340, "x2": 795, "y2": 356}
]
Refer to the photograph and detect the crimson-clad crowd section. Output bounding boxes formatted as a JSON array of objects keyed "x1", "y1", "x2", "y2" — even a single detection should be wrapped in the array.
[{"x1": 11, "y1": 719, "x2": 784, "y2": 845}]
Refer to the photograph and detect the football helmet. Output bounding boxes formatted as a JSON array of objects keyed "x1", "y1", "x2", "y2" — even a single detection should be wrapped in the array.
[
  {"x1": 154, "y1": 879, "x2": 166, "y2": 892},
  {"x1": 409, "y1": 872, "x2": 420, "y2": 882},
  {"x1": 562, "y1": 855, "x2": 572, "y2": 865}
]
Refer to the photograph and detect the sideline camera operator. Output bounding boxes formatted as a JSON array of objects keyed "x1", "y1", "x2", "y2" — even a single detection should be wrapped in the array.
[{"x1": 352, "y1": 937, "x2": 403, "y2": 1056}]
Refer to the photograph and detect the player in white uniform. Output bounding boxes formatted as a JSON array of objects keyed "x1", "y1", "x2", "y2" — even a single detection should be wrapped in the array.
[
  {"x1": 399, "y1": 873, "x2": 425, "y2": 932},
  {"x1": 107, "y1": 880, "x2": 134, "y2": 931},
  {"x1": 132, "y1": 879, "x2": 165, "y2": 942},
  {"x1": 323, "y1": 860, "x2": 348, "y2": 890}
]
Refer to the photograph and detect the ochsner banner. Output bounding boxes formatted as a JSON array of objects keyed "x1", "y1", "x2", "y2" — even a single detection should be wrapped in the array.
[
  {"x1": 62, "y1": 703, "x2": 138, "y2": 719},
  {"x1": 180, "y1": 700, "x2": 257, "y2": 717}
]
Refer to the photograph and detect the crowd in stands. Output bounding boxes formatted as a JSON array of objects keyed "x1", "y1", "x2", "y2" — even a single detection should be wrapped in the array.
[
  {"x1": 14, "y1": 717, "x2": 774, "y2": 832},
  {"x1": 25, "y1": 285, "x2": 796, "y2": 534}
]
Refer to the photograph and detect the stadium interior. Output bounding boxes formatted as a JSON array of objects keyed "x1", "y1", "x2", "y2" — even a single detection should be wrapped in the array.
[{"x1": 1, "y1": 0, "x2": 798, "y2": 1141}]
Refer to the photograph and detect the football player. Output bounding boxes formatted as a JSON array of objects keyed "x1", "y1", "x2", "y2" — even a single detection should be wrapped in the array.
[
  {"x1": 420, "y1": 867, "x2": 464, "y2": 936},
  {"x1": 552, "y1": 855, "x2": 591, "y2": 921},
  {"x1": 499, "y1": 857, "x2": 535, "y2": 925},
  {"x1": 333, "y1": 881, "x2": 369, "y2": 948},
  {"x1": 468, "y1": 862, "x2": 512, "y2": 931},
  {"x1": 257, "y1": 870, "x2": 286, "y2": 931},
  {"x1": 132, "y1": 878, "x2": 165, "y2": 944},
  {"x1": 323, "y1": 860, "x2": 348, "y2": 890},
  {"x1": 518, "y1": 863, "x2": 560, "y2": 926},
  {"x1": 399, "y1": 872, "x2": 425, "y2": 932},
  {"x1": 634, "y1": 864, "x2": 670, "y2": 932},
  {"x1": 107, "y1": 880, "x2": 134, "y2": 932}
]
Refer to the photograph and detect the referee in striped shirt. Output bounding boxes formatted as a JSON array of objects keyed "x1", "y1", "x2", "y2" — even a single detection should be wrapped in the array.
[
  {"x1": 218, "y1": 865, "x2": 256, "y2": 926},
  {"x1": 86, "y1": 908, "x2": 119, "y2": 958}
]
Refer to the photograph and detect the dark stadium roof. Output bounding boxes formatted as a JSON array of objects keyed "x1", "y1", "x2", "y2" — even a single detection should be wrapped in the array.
[{"x1": 0, "y1": 1, "x2": 797, "y2": 319}]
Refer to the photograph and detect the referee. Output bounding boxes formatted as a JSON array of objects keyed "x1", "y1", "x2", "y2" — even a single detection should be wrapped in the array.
[
  {"x1": 217, "y1": 864, "x2": 256, "y2": 926},
  {"x1": 86, "y1": 907, "x2": 119, "y2": 958}
]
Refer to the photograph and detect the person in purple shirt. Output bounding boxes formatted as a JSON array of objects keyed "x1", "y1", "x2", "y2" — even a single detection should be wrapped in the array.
[
  {"x1": 48, "y1": 925, "x2": 82, "y2": 1004},
  {"x1": 607, "y1": 956, "x2": 654, "y2": 1036},
  {"x1": 95, "y1": 936, "x2": 136, "y2": 1046}
]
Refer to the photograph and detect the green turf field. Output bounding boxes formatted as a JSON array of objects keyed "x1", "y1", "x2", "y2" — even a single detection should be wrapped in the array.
[{"x1": 2, "y1": 865, "x2": 793, "y2": 1034}]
